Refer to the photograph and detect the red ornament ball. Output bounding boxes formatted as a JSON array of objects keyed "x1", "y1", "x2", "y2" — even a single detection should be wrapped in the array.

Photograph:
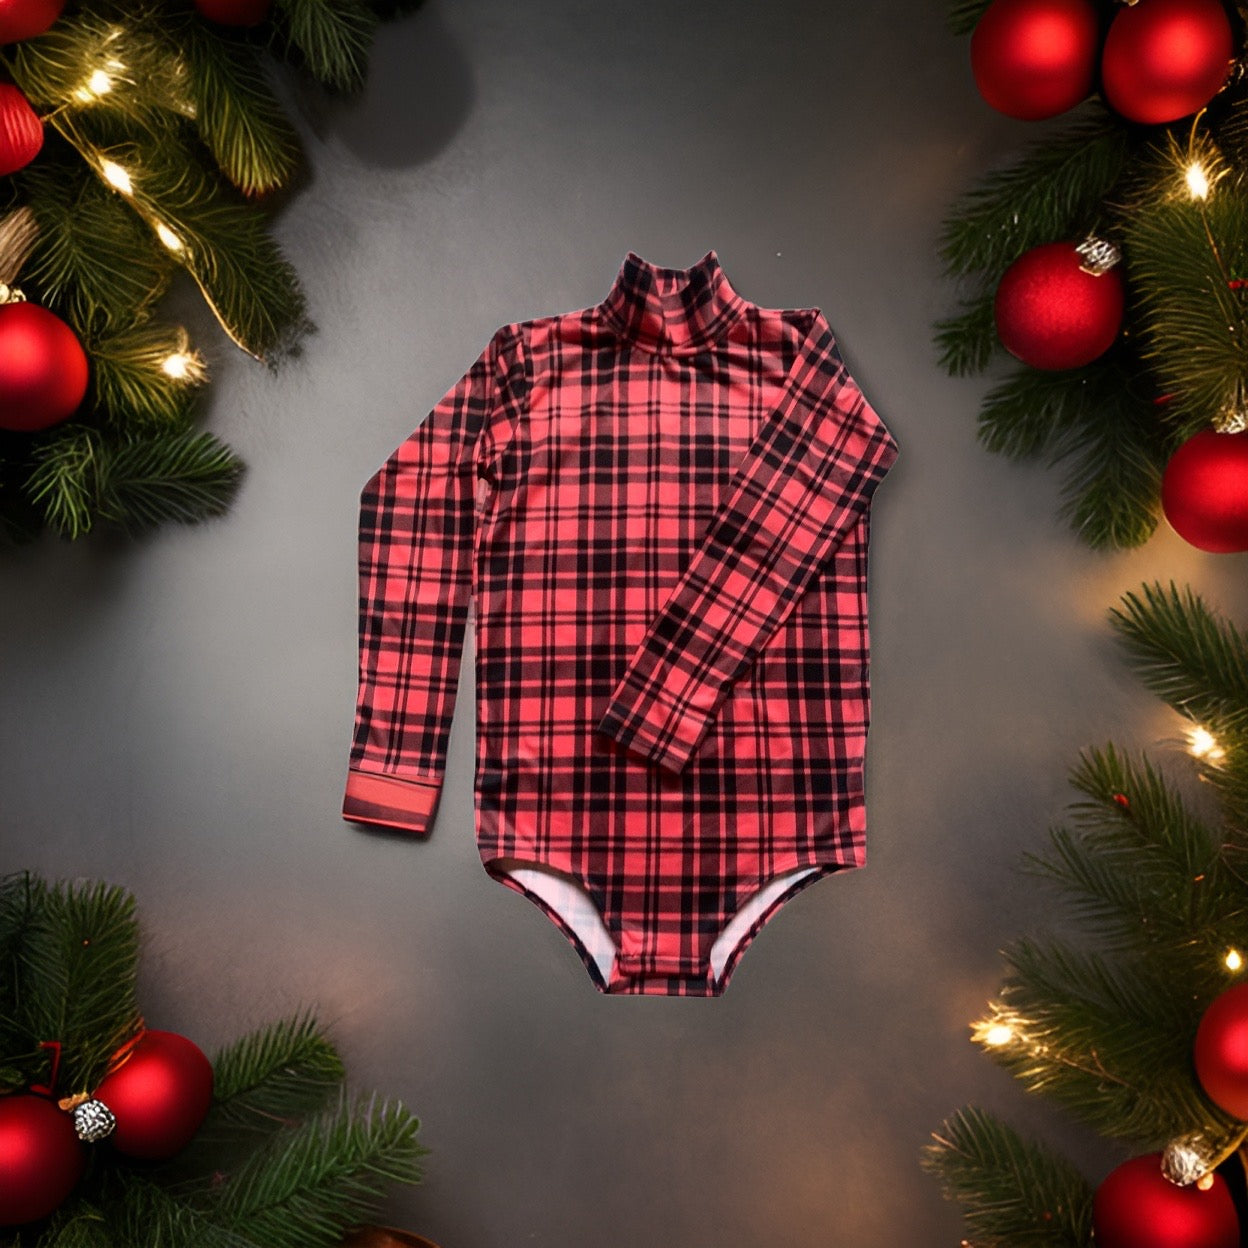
[
  {"x1": 0, "y1": 1095, "x2": 84, "y2": 1227},
  {"x1": 971, "y1": 0, "x2": 1101, "y2": 120},
  {"x1": 1094, "y1": 1153, "x2": 1239, "y2": 1248},
  {"x1": 1196, "y1": 981, "x2": 1248, "y2": 1112},
  {"x1": 92, "y1": 1030, "x2": 214, "y2": 1160},
  {"x1": 0, "y1": 0, "x2": 63, "y2": 44},
  {"x1": 994, "y1": 241, "x2": 1125, "y2": 370},
  {"x1": 0, "y1": 301, "x2": 89, "y2": 433},
  {"x1": 193, "y1": 0, "x2": 272, "y2": 26},
  {"x1": 0, "y1": 83, "x2": 42, "y2": 177},
  {"x1": 1101, "y1": 0, "x2": 1234, "y2": 125},
  {"x1": 1161, "y1": 430, "x2": 1248, "y2": 554}
]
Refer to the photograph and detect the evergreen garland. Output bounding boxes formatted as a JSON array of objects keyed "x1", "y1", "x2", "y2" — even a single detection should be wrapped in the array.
[
  {"x1": 924, "y1": 582, "x2": 1248, "y2": 1243},
  {"x1": 0, "y1": 1, "x2": 422, "y2": 544},
  {"x1": 0, "y1": 873, "x2": 425, "y2": 1248},
  {"x1": 939, "y1": 1, "x2": 1248, "y2": 549}
]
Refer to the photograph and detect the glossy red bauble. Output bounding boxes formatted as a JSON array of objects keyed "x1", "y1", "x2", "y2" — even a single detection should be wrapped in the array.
[
  {"x1": 1093, "y1": 1153, "x2": 1239, "y2": 1248},
  {"x1": 1161, "y1": 430, "x2": 1248, "y2": 554},
  {"x1": 971, "y1": 0, "x2": 1101, "y2": 120},
  {"x1": 0, "y1": 0, "x2": 64, "y2": 44},
  {"x1": 994, "y1": 241, "x2": 1125, "y2": 369},
  {"x1": 0, "y1": 301, "x2": 89, "y2": 432},
  {"x1": 1101, "y1": 0, "x2": 1234, "y2": 125},
  {"x1": 193, "y1": 0, "x2": 272, "y2": 26},
  {"x1": 0, "y1": 83, "x2": 43, "y2": 177},
  {"x1": 1195, "y1": 981, "x2": 1248, "y2": 1113},
  {"x1": 92, "y1": 1030, "x2": 214, "y2": 1160},
  {"x1": 0, "y1": 1095, "x2": 84, "y2": 1226}
]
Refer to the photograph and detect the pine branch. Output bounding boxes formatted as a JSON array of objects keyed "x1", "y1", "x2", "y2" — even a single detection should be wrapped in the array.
[
  {"x1": 27, "y1": 428, "x2": 243, "y2": 538},
  {"x1": 49, "y1": 112, "x2": 310, "y2": 360},
  {"x1": 1122, "y1": 167, "x2": 1248, "y2": 428},
  {"x1": 939, "y1": 108, "x2": 1129, "y2": 283},
  {"x1": 104, "y1": 1174, "x2": 256, "y2": 1248},
  {"x1": 1110, "y1": 584, "x2": 1248, "y2": 740},
  {"x1": 208, "y1": 1015, "x2": 346, "y2": 1138},
  {"x1": 26, "y1": 426, "x2": 102, "y2": 539},
  {"x1": 94, "y1": 430, "x2": 244, "y2": 532},
  {"x1": 214, "y1": 1095, "x2": 425, "y2": 1248},
  {"x1": 991, "y1": 936, "x2": 1232, "y2": 1146},
  {"x1": 13, "y1": 880, "x2": 142, "y2": 1094},
  {"x1": 87, "y1": 321, "x2": 205, "y2": 428},
  {"x1": 274, "y1": 0, "x2": 379, "y2": 91},
  {"x1": 1055, "y1": 375, "x2": 1167, "y2": 551},
  {"x1": 934, "y1": 293, "x2": 998, "y2": 376},
  {"x1": 1028, "y1": 745, "x2": 1243, "y2": 957},
  {"x1": 16, "y1": 158, "x2": 175, "y2": 332},
  {"x1": 975, "y1": 357, "x2": 1167, "y2": 549},
  {"x1": 184, "y1": 22, "x2": 301, "y2": 197},
  {"x1": 922, "y1": 1107, "x2": 1093, "y2": 1247}
]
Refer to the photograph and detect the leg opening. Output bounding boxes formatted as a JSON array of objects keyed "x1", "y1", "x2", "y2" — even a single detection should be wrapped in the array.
[
  {"x1": 709, "y1": 865, "x2": 831, "y2": 987},
  {"x1": 490, "y1": 858, "x2": 619, "y2": 990}
]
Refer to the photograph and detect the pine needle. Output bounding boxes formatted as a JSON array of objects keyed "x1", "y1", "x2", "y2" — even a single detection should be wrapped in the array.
[{"x1": 923, "y1": 1107, "x2": 1093, "y2": 1246}]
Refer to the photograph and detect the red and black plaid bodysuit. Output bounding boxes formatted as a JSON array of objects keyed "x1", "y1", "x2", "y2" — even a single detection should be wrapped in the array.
[{"x1": 344, "y1": 251, "x2": 897, "y2": 996}]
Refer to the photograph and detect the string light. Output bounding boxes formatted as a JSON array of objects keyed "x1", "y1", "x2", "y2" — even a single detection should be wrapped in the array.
[
  {"x1": 154, "y1": 222, "x2": 184, "y2": 253},
  {"x1": 160, "y1": 348, "x2": 205, "y2": 383},
  {"x1": 99, "y1": 160, "x2": 133, "y2": 196},
  {"x1": 1186, "y1": 161, "x2": 1211, "y2": 201},
  {"x1": 1189, "y1": 726, "x2": 1225, "y2": 763},
  {"x1": 1226, "y1": 950, "x2": 1243, "y2": 972},
  {"x1": 972, "y1": 1016, "x2": 1016, "y2": 1048}
]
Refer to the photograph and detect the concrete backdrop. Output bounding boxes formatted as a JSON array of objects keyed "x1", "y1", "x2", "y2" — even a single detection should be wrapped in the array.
[{"x1": 4, "y1": 2, "x2": 1248, "y2": 1244}]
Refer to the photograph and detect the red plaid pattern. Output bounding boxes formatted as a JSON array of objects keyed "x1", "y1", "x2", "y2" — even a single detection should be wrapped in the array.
[{"x1": 345, "y1": 252, "x2": 897, "y2": 995}]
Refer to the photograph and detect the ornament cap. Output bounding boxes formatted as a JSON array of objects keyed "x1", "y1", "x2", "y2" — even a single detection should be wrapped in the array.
[
  {"x1": 1161, "y1": 1132, "x2": 1216, "y2": 1186},
  {"x1": 71, "y1": 1098, "x2": 116, "y2": 1144},
  {"x1": 1076, "y1": 235, "x2": 1122, "y2": 276}
]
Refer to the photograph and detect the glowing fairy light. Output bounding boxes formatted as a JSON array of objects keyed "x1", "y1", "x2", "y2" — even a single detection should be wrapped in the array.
[
  {"x1": 1186, "y1": 161, "x2": 1211, "y2": 200},
  {"x1": 982, "y1": 1023, "x2": 1013, "y2": 1047},
  {"x1": 1189, "y1": 726, "x2": 1225, "y2": 762},
  {"x1": 155, "y1": 222, "x2": 184, "y2": 252},
  {"x1": 160, "y1": 350, "x2": 205, "y2": 382},
  {"x1": 1226, "y1": 949, "x2": 1243, "y2": 972},
  {"x1": 99, "y1": 160, "x2": 133, "y2": 195}
]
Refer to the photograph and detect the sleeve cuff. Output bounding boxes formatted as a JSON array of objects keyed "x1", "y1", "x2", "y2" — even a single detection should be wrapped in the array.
[
  {"x1": 343, "y1": 769, "x2": 440, "y2": 835},
  {"x1": 595, "y1": 701, "x2": 709, "y2": 776}
]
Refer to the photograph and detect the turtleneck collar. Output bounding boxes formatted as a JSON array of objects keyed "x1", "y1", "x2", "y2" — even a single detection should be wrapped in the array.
[{"x1": 599, "y1": 251, "x2": 748, "y2": 355}]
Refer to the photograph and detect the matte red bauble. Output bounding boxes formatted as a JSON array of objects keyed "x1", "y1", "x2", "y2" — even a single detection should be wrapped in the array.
[
  {"x1": 971, "y1": 0, "x2": 1100, "y2": 120},
  {"x1": 0, "y1": 301, "x2": 89, "y2": 433},
  {"x1": 1195, "y1": 981, "x2": 1248, "y2": 1113},
  {"x1": 193, "y1": 0, "x2": 272, "y2": 26},
  {"x1": 0, "y1": 0, "x2": 64, "y2": 44},
  {"x1": 92, "y1": 1030, "x2": 214, "y2": 1160},
  {"x1": 0, "y1": 1095, "x2": 84, "y2": 1226},
  {"x1": 1101, "y1": 0, "x2": 1234, "y2": 125},
  {"x1": 1093, "y1": 1154, "x2": 1239, "y2": 1248},
  {"x1": 994, "y1": 241, "x2": 1125, "y2": 369},
  {"x1": 1161, "y1": 430, "x2": 1248, "y2": 554},
  {"x1": 0, "y1": 83, "x2": 43, "y2": 177}
]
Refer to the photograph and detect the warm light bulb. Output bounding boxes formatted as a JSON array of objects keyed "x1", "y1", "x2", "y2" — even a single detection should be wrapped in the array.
[
  {"x1": 1227, "y1": 949, "x2": 1243, "y2": 972},
  {"x1": 100, "y1": 160, "x2": 133, "y2": 195},
  {"x1": 982, "y1": 1023, "x2": 1013, "y2": 1047},
  {"x1": 88, "y1": 69, "x2": 113, "y2": 95},
  {"x1": 1186, "y1": 161, "x2": 1211, "y2": 200},
  {"x1": 161, "y1": 350, "x2": 204, "y2": 382},
  {"x1": 1189, "y1": 726, "x2": 1225, "y2": 762},
  {"x1": 155, "y1": 222, "x2": 183, "y2": 252}
]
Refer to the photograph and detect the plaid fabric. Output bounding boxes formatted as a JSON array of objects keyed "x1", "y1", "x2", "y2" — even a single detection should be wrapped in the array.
[{"x1": 345, "y1": 251, "x2": 897, "y2": 996}]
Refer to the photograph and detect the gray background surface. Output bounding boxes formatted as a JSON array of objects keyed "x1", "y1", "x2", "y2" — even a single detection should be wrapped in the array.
[{"x1": 4, "y1": 2, "x2": 1248, "y2": 1244}]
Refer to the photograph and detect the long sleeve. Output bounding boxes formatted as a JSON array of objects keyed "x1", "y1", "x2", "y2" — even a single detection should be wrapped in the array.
[
  {"x1": 343, "y1": 331, "x2": 521, "y2": 834},
  {"x1": 595, "y1": 313, "x2": 897, "y2": 775}
]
